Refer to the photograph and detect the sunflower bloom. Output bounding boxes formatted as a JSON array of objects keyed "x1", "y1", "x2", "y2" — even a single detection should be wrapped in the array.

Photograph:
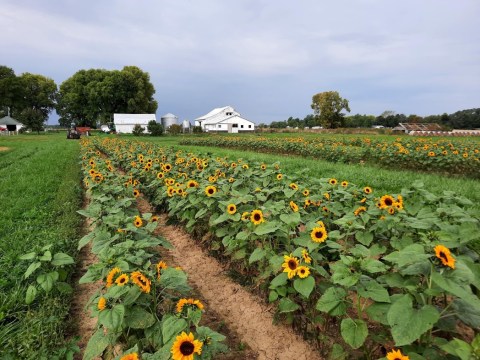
[
  {"x1": 250, "y1": 209, "x2": 264, "y2": 225},
  {"x1": 341, "y1": 181, "x2": 348, "y2": 187},
  {"x1": 241, "y1": 212, "x2": 249, "y2": 221},
  {"x1": 151, "y1": 215, "x2": 159, "y2": 222},
  {"x1": 131, "y1": 271, "x2": 151, "y2": 293},
  {"x1": 301, "y1": 249, "x2": 312, "y2": 264},
  {"x1": 115, "y1": 274, "x2": 129, "y2": 286},
  {"x1": 120, "y1": 353, "x2": 139, "y2": 360},
  {"x1": 134, "y1": 216, "x2": 143, "y2": 228},
  {"x1": 310, "y1": 227, "x2": 328, "y2": 243},
  {"x1": 156, "y1": 260, "x2": 168, "y2": 278},
  {"x1": 297, "y1": 266, "x2": 310, "y2": 278},
  {"x1": 302, "y1": 189, "x2": 310, "y2": 196},
  {"x1": 289, "y1": 183, "x2": 298, "y2": 190},
  {"x1": 205, "y1": 185, "x2": 217, "y2": 197},
  {"x1": 354, "y1": 206, "x2": 367, "y2": 216},
  {"x1": 379, "y1": 195, "x2": 395, "y2": 208},
  {"x1": 289, "y1": 201, "x2": 299, "y2": 212},
  {"x1": 364, "y1": 186, "x2": 372, "y2": 194},
  {"x1": 133, "y1": 189, "x2": 140, "y2": 198},
  {"x1": 276, "y1": 173, "x2": 283, "y2": 180},
  {"x1": 171, "y1": 332, "x2": 203, "y2": 360},
  {"x1": 329, "y1": 178, "x2": 338, "y2": 185},
  {"x1": 106, "y1": 267, "x2": 121, "y2": 288},
  {"x1": 434, "y1": 245, "x2": 456, "y2": 269},
  {"x1": 98, "y1": 297, "x2": 107, "y2": 311},
  {"x1": 386, "y1": 348, "x2": 409, "y2": 360},
  {"x1": 227, "y1": 204, "x2": 237, "y2": 215},
  {"x1": 282, "y1": 255, "x2": 299, "y2": 279},
  {"x1": 176, "y1": 298, "x2": 205, "y2": 313}
]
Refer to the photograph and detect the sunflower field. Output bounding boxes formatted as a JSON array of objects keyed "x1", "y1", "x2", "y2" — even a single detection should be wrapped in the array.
[
  {"x1": 79, "y1": 136, "x2": 480, "y2": 360},
  {"x1": 180, "y1": 135, "x2": 480, "y2": 178},
  {"x1": 78, "y1": 141, "x2": 227, "y2": 360}
]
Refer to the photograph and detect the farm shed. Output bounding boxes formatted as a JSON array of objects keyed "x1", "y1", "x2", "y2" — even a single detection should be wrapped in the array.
[
  {"x1": 194, "y1": 106, "x2": 255, "y2": 133},
  {"x1": 113, "y1": 113, "x2": 156, "y2": 134},
  {"x1": 0, "y1": 115, "x2": 24, "y2": 135},
  {"x1": 392, "y1": 123, "x2": 443, "y2": 134}
]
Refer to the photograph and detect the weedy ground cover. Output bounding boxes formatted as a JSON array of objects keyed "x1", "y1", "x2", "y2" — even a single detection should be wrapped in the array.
[
  {"x1": 95, "y1": 137, "x2": 480, "y2": 360},
  {"x1": 0, "y1": 134, "x2": 83, "y2": 358}
]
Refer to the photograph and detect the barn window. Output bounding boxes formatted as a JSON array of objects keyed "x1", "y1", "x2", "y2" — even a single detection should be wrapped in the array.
[
  {"x1": 232, "y1": 124, "x2": 238, "y2": 128},
  {"x1": 241, "y1": 125, "x2": 244, "y2": 128},
  {"x1": 248, "y1": 125, "x2": 252, "y2": 128},
  {"x1": 218, "y1": 124, "x2": 222, "y2": 128}
]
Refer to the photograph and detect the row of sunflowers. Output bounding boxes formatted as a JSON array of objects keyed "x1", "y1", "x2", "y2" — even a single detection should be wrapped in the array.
[
  {"x1": 93, "y1": 137, "x2": 480, "y2": 360},
  {"x1": 180, "y1": 135, "x2": 480, "y2": 178},
  {"x1": 78, "y1": 139, "x2": 227, "y2": 360}
]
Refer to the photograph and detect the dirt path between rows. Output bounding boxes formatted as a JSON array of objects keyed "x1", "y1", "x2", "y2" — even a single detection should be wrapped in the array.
[{"x1": 138, "y1": 199, "x2": 322, "y2": 360}]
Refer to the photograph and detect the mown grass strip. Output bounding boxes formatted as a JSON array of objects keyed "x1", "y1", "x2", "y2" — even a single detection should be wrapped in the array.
[{"x1": 0, "y1": 134, "x2": 83, "y2": 359}]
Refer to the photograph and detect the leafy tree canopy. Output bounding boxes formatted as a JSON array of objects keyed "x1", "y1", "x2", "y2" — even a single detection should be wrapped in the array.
[
  {"x1": 56, "y1": 66, "x2": 158, "y2": 127},
  {"x1": 311, "y1": 91, "x2": 351, "y2": 129}
]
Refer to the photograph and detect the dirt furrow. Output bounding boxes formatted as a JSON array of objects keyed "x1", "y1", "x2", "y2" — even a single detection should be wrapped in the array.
[{"x1": 145, "y1": 206, "x2": 322, "y2": 360}]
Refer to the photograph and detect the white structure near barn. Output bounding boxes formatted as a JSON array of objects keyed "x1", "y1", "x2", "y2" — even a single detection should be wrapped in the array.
[
  {"x1": 113, "y1": 113, "x2": 156, "y2": 133},
  {"x1": 194, "y1": 106, "x2": 255, "y2": 133}
]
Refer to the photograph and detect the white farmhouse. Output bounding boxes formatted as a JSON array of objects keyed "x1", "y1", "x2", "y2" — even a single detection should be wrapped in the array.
[
  {"x1": 194, "y1": 106, "x2": 255, "y2": 133},
  {"x1": 113, "y1": 113, "x2": 157, "y2": 134}
]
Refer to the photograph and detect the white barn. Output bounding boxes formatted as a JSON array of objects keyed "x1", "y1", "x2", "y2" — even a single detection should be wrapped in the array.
[
  {"x1": 113, "y1": 113, "x2": 156, "y2": 134},
  {"x1": 194, "y1": 106, "x2": 255, "y2": 133}
]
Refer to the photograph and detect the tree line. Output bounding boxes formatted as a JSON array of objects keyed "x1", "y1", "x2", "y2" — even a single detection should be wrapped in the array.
[
  {"x1": 0, "y1": 65, "x2": 157, "y2": 131},
  {"x1": 263, "y1": 91, "x2": 480, "y2": 130}
]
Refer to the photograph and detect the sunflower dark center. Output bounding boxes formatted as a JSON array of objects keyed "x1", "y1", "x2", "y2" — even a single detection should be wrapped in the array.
[
  {"x1": 254, "y1": 213, "x2": 261, "y2": 221},
  {"x1": 288, "y1": 260, "x2": 297, "y2": 270},
  {"x1": 385, "y1": 198, "x2": 393, "y2": 206},
  {"x1": 315, "y1": 231, "x2": 323, "y2": 238},
  {"x1": 439, "y1": 251, "x2": 448, "y2": 261},
  {"x1": 208, "y1": 189, "x2": 214, "y2": 194},
  {"x1": 229, "y1": 206, "x2": 234, "y2": 211},
  {"x1": 180, "y1": 341, "x2": 195, "y2": 355}
]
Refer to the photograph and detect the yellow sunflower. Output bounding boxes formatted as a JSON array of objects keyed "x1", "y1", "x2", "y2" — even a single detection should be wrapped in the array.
[
  {"x1": 115, "y1": 274, "x2": 129, "y2": 286},
  {"x1": 205, "y1": 185, "x2": 217, "y2": 197},
  {"x1": 176, "y1": 298, "x2": 205, "y2": 313},
  {"x1": 386, "y1": 349, "x2": 409, "y2": 360},
  {"x1": 157, "y1": 172, "x2": 165, "y2": 179},
  {"x1": 354, "y1": 206, "x2": 367, "y2": 216},
  {"x1": 341, "y1": 181, "x2": 348, "y2": 187},
  {"x1": 227, "y1": 204, "x2": 237, "y2": 215},
  {"x1": 171, "y1": 332, "x2": 203, "y2": 360},
  {"x1": 282, "y1": 255, "x2": 299, "y2": 279},
  {"x1": 297, "y1": 266, "x2": 310, "y2": 278},
  {"x1": 106, "y1": 267, "x2": 121, "y2": 288},
  {"x1": 302, "y1": 189, "x2": 310, "y2": 196},
  {"x1": 187, "y1": 180, "x2": 198, "y2": 188},
  {"x1": 289, "y1": 183, "x2": 298, "y2": 190},
  {"x1": 310, "y1": 227, "x2": 328, "y2": 243},
  {"x1": 301, "y1": 249, "x2": 312, "y2": 264},
  {"x1": 329, "y1": 178, "x2": 338, "y2": 185},
  {"x1": 364, "y1": 186, "x2": 373, "y2": 194},
  {"x1": 130, "y1": 271, "x2": 151, "y2": 293},
  {"x1": 289, "y1": 201, "x2": 299, "y2": 212},
  {"x1": 250, "y1": 209, "x2": 264, "y2": 225},
  {"x1": 241, "y1": 212, "x2": 250, "y2": 221},
  {"x1": 261, "y1": 164, "x2": 267, "y2": 170},
  {"x1": 120, "y1": 353, "x2": 138, "y2": 360},
  {"x1": 379, "y1": 195, "x2": 395, "y2": 208},
  {"x1": 276, "y1": 173, "x2": 283, "y2": 180},
  {"x1": 134, "y1": 216, "x2": 143, "y2": 228},
  {"x1": 434, "y1": 245, "x2": 456, "y2": 269},
  {"x1": 133, "y1": 189, "x2": 140, "y2": 198},
  {"x1": 98, "y1": 297, "x2": 107, "y2": 311},
  {"x1": 151, "y1": 215, "x2": 159, "y2": 222}
]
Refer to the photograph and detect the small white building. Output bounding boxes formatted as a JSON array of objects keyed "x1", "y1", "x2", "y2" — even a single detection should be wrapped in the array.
[
  {"x1": 194, "y1": 106, "x2": 255, "y2": 133},
  {"x1": 113, "y1": 113, "x2": 156, "y2": 134}
]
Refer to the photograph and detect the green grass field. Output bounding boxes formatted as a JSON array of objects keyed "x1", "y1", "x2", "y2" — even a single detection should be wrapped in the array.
[{"x1": 0, "y1": 133, "x2": 82, "y2": 358}]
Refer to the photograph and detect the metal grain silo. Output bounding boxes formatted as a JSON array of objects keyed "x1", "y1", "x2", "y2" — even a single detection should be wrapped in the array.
[
  {"x1": 182, "y1": 119, "x2": 191, "y2": 132},
  {"x1": 161, "y1": 113, "x2": 178, "y2": 128}
]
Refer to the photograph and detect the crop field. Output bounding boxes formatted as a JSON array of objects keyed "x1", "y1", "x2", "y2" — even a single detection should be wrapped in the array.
[{"x1": 1, "y1": 133, "x2": 479, "y2": 360}]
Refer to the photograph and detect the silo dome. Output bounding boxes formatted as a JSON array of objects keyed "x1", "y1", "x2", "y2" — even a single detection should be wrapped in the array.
[{"x1": 161, "y1": 113, "x2": 178, "y2": 128}]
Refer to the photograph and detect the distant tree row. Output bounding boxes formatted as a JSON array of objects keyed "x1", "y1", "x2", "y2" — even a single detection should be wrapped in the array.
[{"x1": 0, "y1": 65, "x2": 157, "y2": 131}]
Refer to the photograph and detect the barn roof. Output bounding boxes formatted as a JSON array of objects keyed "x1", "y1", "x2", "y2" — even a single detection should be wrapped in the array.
[
  {"x1": 195, "y1": 106, "x2": 235, "y2": 121},
  {"x1": 0, "y1": 115, "x2": 23, "y2": 126},
  {"x1": 396, "y1": 123, "x2": 443, "y2": 131}
]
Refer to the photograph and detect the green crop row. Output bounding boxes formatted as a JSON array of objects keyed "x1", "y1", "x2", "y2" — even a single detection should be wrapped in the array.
[{"x1": 95, "y1": 137, "x2": 480, "y2": 360}]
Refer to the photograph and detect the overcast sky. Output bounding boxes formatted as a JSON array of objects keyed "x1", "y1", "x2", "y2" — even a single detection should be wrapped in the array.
[{"x1": 1, "y1": 0, "x2": 479, "y2": 124}]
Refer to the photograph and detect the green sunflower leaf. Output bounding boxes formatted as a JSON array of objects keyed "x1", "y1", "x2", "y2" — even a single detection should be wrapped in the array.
[
  {"x1": 124, "y1": 306, "x2": 156, "y2": 329},
  {"x1": 253, "y1": 221, "x2": 278, "y2": 235},
  {"x1": 316, "y1": 287, "x2": 347, "y2": 316},
  {"x1": 161, "y1": 315, "x2": 188, "y2": 344},
  {"x1": 278, "y1": 298, "x2": 300, "y2": 313},
  {"x1": 293, "y1": 276, "x2": 315, "y2": 298},
  {"x1": 98, "y1": 304, "x2": 125, "y2": 331},
  {"x1": 249, "y1": 248, "x2": 266, "y2": 264},
  {"x1": 340, "y1": 318, "x2": 368, "y2": 349}
]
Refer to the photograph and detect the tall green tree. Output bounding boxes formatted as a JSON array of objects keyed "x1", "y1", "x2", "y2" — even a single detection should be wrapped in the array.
[
  {"x1": 16, "y1": 73, "x2": 57, "y2": 133},
  {"x1": 311, "y1": 91, "x2": 350, "y2": 128},
  {"x1": 56, "y1": 66, "x2": 158, "y2": 127},
  {"x1": 0, "y1": 65, "x2": 24, "y2": 117}
]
